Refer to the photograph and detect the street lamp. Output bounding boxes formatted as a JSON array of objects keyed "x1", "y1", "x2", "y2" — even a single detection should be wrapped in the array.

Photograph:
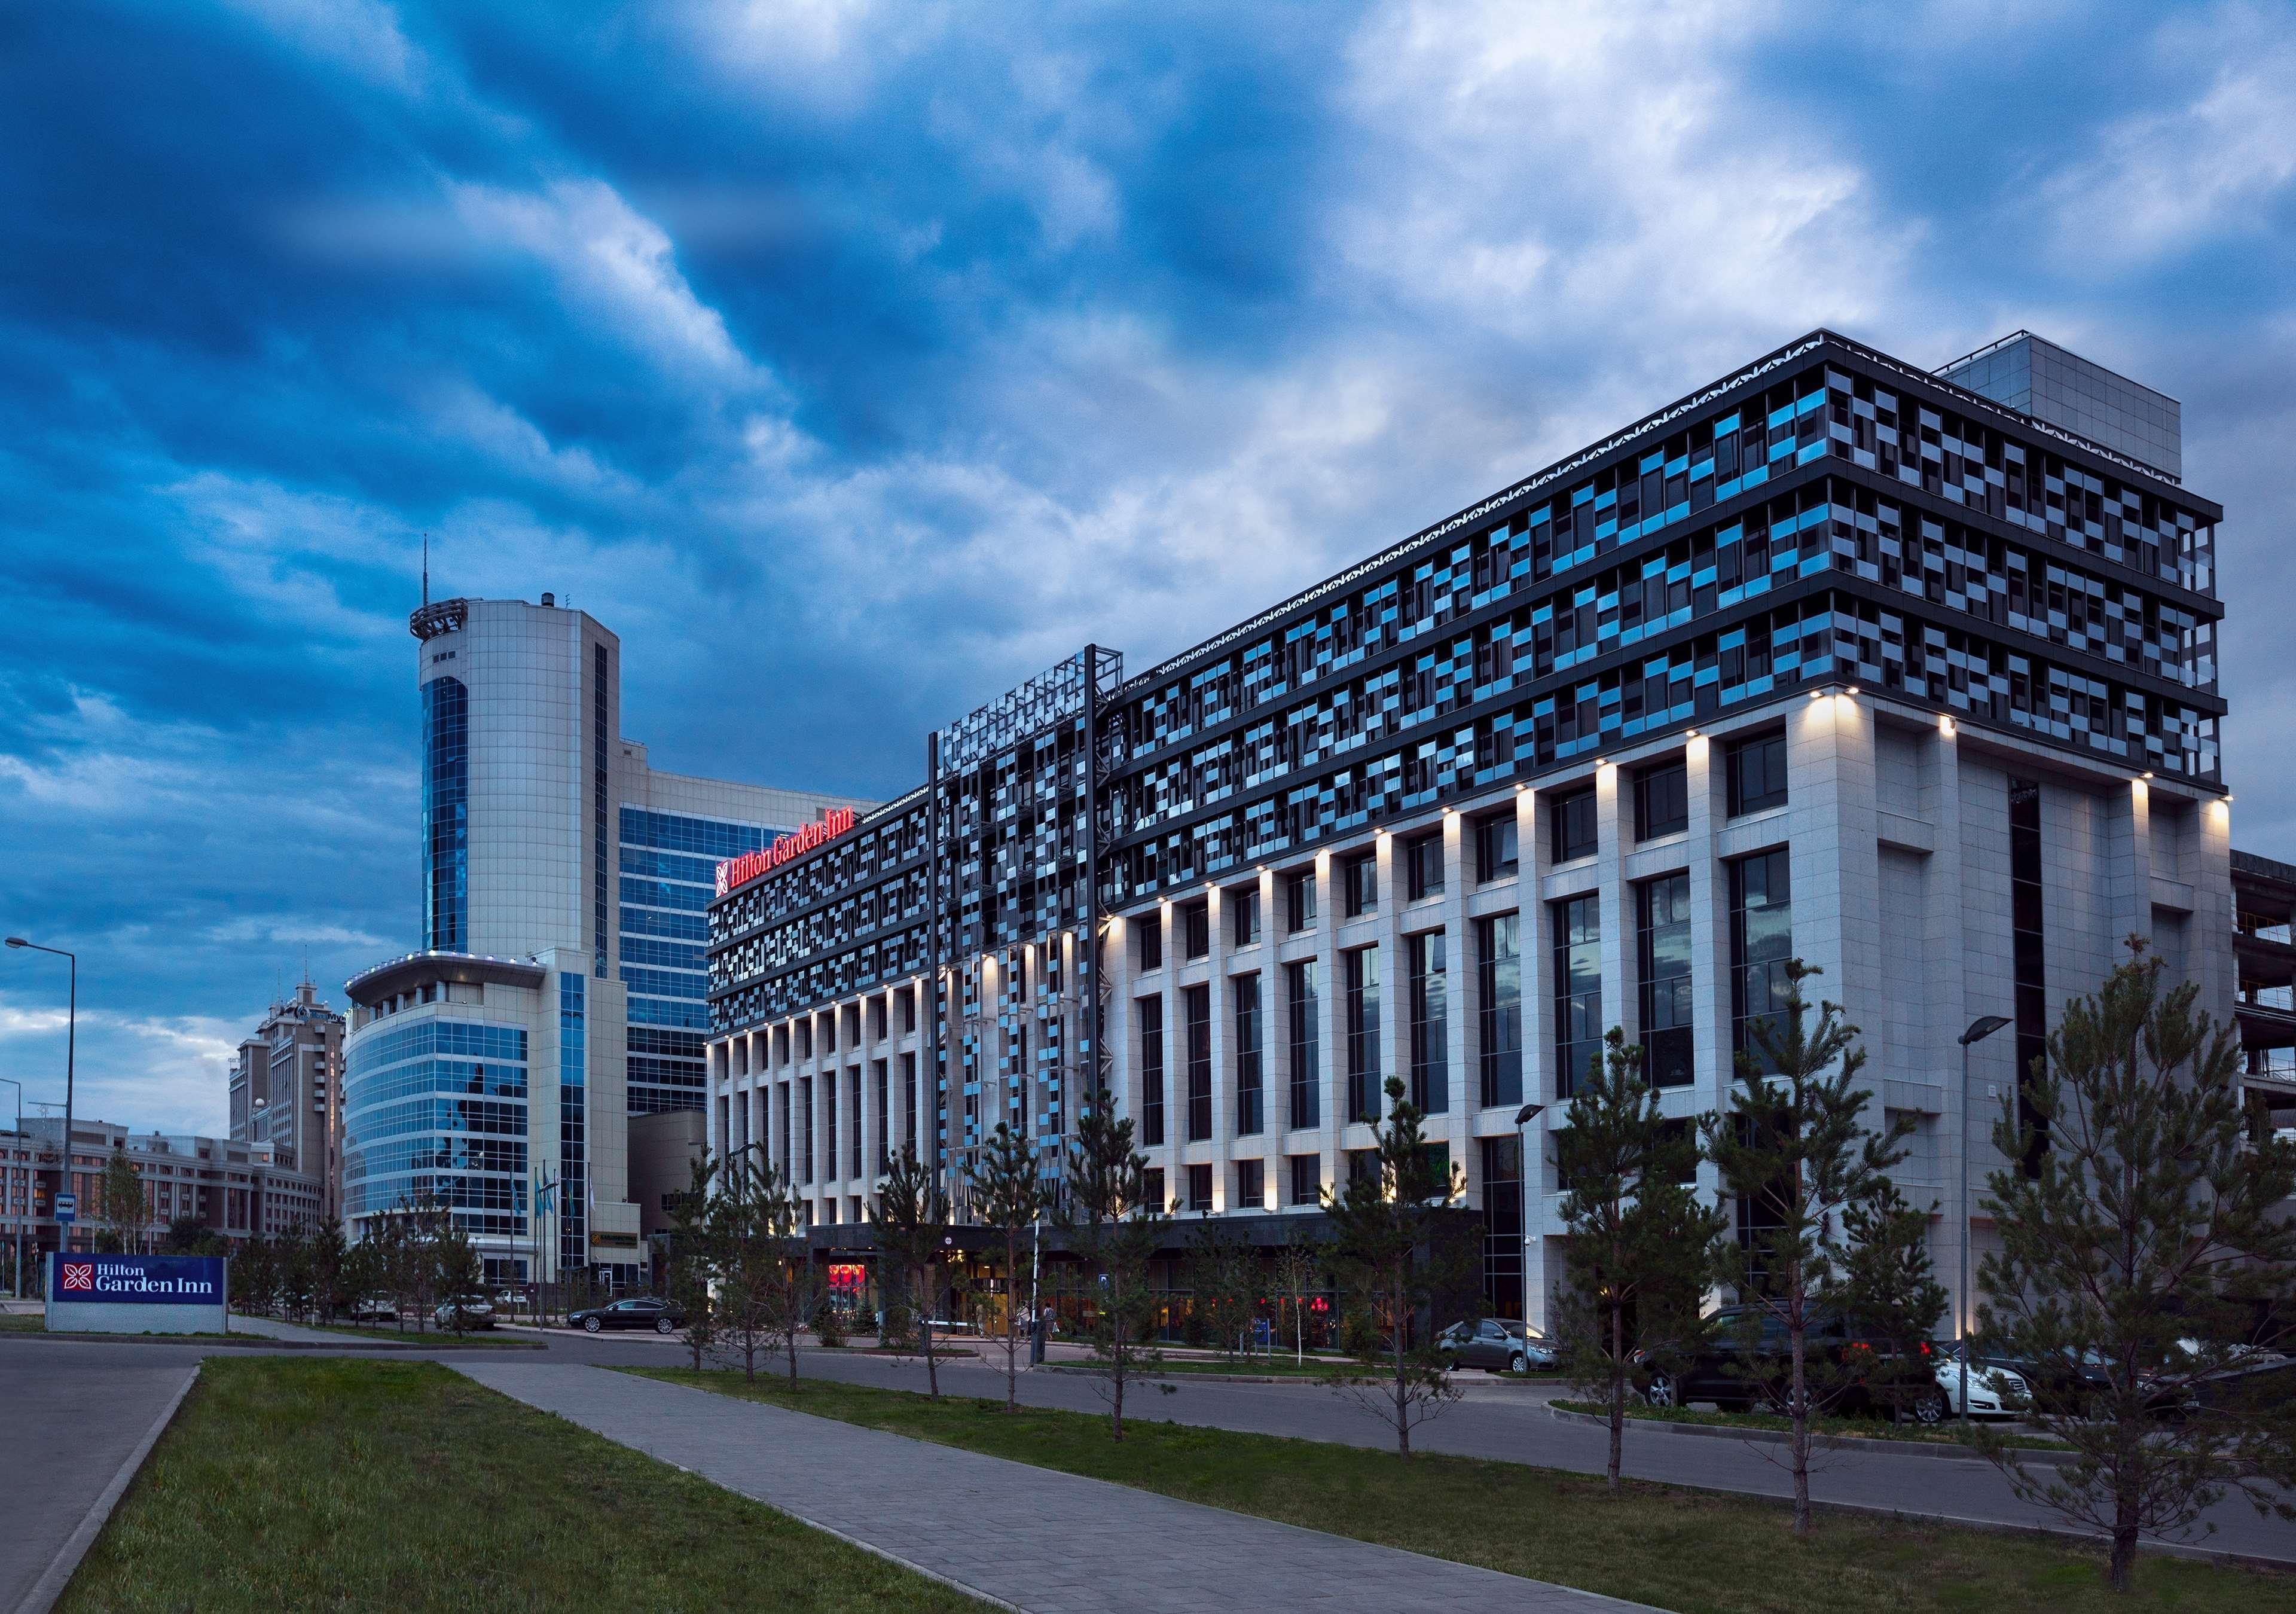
[
  {"x1": 5, "y1": 938, "x2": 75, "y2": 1260},
  {"x1": 1956, "y1": 1013, "x2": 2012, "y2": 1420}
]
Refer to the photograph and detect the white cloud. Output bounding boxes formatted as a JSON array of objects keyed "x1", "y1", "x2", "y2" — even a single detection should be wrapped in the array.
[
  {"x1": 1330, "y1": 0, "x2": 1918, "y2": 410},
  {"x1": 0, "y1": 1001, "x2": 242, "y2": 1139},
  {"x1": 221, "y1": 0, "x2": 426, "y2": 94},
  {"x1": 2038, "y1": 5, "x2": 2296, "y2": 267},
  {"x1": 449, "y1": 179, "x2": 764, "y2": 384}
]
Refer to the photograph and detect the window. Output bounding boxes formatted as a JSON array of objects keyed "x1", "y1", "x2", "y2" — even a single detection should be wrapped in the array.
[
  {"x1": 1143, "y1": 1167, "x2": 1166, "y2": 1214},
  {"x1": 1184, "y1": 984, "x2": 1213, "y2": 1143},
  {"x1": 822, "y1": 1011, "x2": 836, "y2": 1055},
  {"x1": 1181, "y1": 901, "x2": 1210, "y2": 961},
  {"x1": 1480, "y1": 1137, "x2": 1523, "y2": 1320},
  {"x1": 899, "y1": 988, "x2": 917, "y2": 1036},
  {"x1": 1475, "y1": 810, "x2": 1519, "y2": 883},
  {"x1": 2010, "y1": 779, "x2": 2048, "y2": 1177},
  {"x1": 799, "y1": 1078, "x2": 814, "y2": 1183},
  {"x1": 822, "y1": 1074, "x2": 836, "y2": 1180},
  {"x1": 1729, "y1": 850, "x2": 1793, "y2": 1072},
  {"x1": 1231, "y1": 885, "x2": 1261, "y2": 947},
  {"x1": 1138, "y1": 996, "x2": 1166, "y2": 1147},
  {"x1": 1237, "y1": 1157, "x2": 1265, "y2": 1211},
  {"x1": 841, "y1": 1004, "x2": 859, "y2": 1048},
  {"x1": 1342, "y1": 853, "x2": 1378, "y2": 918},
  {"x1": 1551, "y1": 788, "x2": 1598, "y2": 863},
  {"x1": 1727, "y1": 732, "x2": 1788, "y2": 816},
  {"x1": 1286, "y1": 961, "x2": 1320, "y2": 1130},
  {"x1": 1552, "y1": 895, "x2": 1601, "y2": 1099},
  {"x1": 869, "y1": 997, "x2": 887, "y2": 1041},
  {"x1": 874, "y1": 1060, "x2": 890, "y2": 1171},
  {"x1": 1138, "y1": 919, "x2": 1163, "y2": 972},
  {"x1": 1405, "y1": 832, "x2": 1445, "y2": 901},
  {"x1": 1235, "y1": 975, "x2": 1263, "y2": 1136},
  {"x1": 1637, "y1": 875, "x2": 1694, "y2": 1088},
  {"x1": 1186, "y1": 1163, "x2": 1214, "y2": 1213},
  {"x1": 1285, "y1": 868, "x2": 1317, "y2": 932},
  {"x1": 848, "y1": 1069, "x2": 863, "y2": 1178},
  {"x1": 1476, "y1": 913, "x2": 1522, "y2": 1108},
  {"x1": 1634, "y1": 761, "x2": 1689, "y2": 840},
  {"x1": 1290, "y1": 1154, "x2": 1321, "y2": 1207},
  {"x1": 796, "y1": 1020, "x2": 812, "y2": 1060},
  {"x1": 1344, "y1": 947, "x2": 1382, "y2": 1123},
  {"x1": 1407, "y1": 932, "x2": 1448, "y2": 1115},
  {"x1": 901, "y1": 1052, "x2": 916, "y2": 1155}
]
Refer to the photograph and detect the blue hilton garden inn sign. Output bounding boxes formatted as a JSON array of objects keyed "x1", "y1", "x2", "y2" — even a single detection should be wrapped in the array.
[{"x1": 48, "y1": 1253, "x2": 228, "y2": 1334}]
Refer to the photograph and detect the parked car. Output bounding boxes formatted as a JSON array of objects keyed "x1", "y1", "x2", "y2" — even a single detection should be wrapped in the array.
[
  {"x1": 1937, "y1": 1353, "x2": 2030, "y2": 1419},
  {"x1": 1639, "y1": 1307, "x2": 1945, "y2": 1421},
  {"x1": 1436, "y1": 1318, "x2": 1556, "y2": 1374},
  {"x1": 568, "y1": 1296, "x2": 686, "y2": 1334},
  {"x1": 349, "y1": 1294, "x2": 399, "y2": 1323},
  {"x1": 433, "y1": 1295, "x2": 496, "y2": 1331}
]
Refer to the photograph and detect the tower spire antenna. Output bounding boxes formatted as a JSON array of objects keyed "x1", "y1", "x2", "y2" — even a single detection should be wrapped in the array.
[{"x1": 422, "y1": 531, "x2": 430, "y2": 608}]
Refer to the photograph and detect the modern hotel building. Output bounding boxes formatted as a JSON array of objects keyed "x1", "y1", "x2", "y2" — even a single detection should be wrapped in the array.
[
  {"x1": 706, "y1": 328, "x2": 2236, "y2": 1326},
  {"x1": 343, "y1": 596, "x2": 868, "y2": 1285}
]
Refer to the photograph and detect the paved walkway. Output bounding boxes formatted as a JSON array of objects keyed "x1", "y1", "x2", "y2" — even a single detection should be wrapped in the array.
[
  {"x1": 453, "y1": 1362, "x2": 1653, "y2": 1614},
  {"x1": 0, "y1": 1351, "x2": 196, "y2": 1613}
]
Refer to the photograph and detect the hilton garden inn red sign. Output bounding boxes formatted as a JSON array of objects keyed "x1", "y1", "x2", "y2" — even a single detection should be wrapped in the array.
[{"x1": 716, "y1": 807, "x2": 856, "y2": 898}]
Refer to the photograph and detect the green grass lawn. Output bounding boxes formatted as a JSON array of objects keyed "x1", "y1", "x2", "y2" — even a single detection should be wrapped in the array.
[
  {"x1": 62, "y1": 1358, "x2": 984, "y2": 1613},
  {"x1": 0, "y1": 1312, "x2": 45, "y2": 1332},
  {"x1": 1547, "y1": 1397, "x2": 2072, "y2": 1450},
  {"x1": 633, "y1": 1367, "x2": 2286, "y2": 1614}
]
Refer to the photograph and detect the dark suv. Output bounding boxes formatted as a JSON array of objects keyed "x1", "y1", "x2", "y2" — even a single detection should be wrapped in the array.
[
  {"x1": 1641, "y1": 1306, "x2": 1946, "y2": 1422},
  {"x1": 569, "y1": 1296, "x2": 687, "y2": 1335}
]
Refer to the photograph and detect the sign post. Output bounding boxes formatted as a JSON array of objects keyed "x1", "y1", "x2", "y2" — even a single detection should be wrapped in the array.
[
  {"x1": 53, "y1": 1191, "x2": 75, "y2": 1227},
  {"x1": 47, "y1": 1252, "x2": 227, "y2": 1335}
]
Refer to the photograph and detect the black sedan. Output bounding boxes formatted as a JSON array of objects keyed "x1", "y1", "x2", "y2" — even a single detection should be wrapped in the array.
[{"x1": 569, "y1": 1296, "x2": 686, "y2": 1334}]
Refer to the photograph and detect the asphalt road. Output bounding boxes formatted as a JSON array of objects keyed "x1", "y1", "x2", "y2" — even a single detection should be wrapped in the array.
[{"x1": 4, "y1": 1323, "x2": 2291, "y2": 1610}]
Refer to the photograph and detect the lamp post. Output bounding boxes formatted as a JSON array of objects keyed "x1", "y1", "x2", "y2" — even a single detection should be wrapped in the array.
[
  {"x1": 1956, "y1": 1013, "x2": 2012, "y2": 1421},
  {"x1": 5, "y1": 938, "x2": 75, "y2": 1260},
  {"x1": 0, "y1": 1077, "x2": 23, "y2": 1296}
]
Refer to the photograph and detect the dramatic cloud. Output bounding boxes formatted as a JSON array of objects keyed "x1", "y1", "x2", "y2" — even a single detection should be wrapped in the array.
[{"x1": 3, "y1": 0, "x2": 2291, "y2": 1137}]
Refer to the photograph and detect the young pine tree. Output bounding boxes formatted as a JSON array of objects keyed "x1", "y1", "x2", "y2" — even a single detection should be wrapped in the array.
[
  {"x1": 1555, "y1": 1029, "x2": 1728, "y2": 1490},
  {"x1": 1058, "y1": 1100, "x2": 1167, "y2": 1440},
  {"x1": 1321, "y1": 1075, "x2": 1470, "y2": 1457},
  {"x1": 964, "y1": 1121, "x2": 1046, "y2": 1412},
  {"x1": 712, "y1": 1148, "x2": 805, "y2": 1384},
  {"x1": 1979, "y1": 942, "x2": 2296, "y2": 1592},
  {"x1": 1700, "y1": 960, "x2": 1915, "y2": 1537},
  {"x1": 665, "y1": 1152, "x2": 721, "y2": 1372},
  {"x1": 871, "y1": 1145, "x2": 952, "y2": 1399}
]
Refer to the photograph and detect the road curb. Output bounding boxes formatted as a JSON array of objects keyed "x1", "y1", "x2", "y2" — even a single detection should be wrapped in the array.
[
  {"x1": 0, "y1": 1331, "x2": 545, "y2": 1352},
  {"x1": 1544, "y1": 1403, "x2": 2075, "y2": 1466},
  {"x1": 20, "y1": 1361, "x2": 200, "y2": 1614}
]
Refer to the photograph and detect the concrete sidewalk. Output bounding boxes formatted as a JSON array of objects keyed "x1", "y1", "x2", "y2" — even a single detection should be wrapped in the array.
[
  {"x1": 1, "y1": 1354, "x2": 197, "y2": 1614},
  {"x1": 453, "y1": 1361, "x2": 1653, "y2": 1614}
]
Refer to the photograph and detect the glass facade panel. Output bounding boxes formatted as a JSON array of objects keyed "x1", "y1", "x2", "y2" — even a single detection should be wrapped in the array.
[
  {"x1": 1286, "y1": 961, "x2": 1319, "y2": 1129},
  {"x1": 1138, "y1": 996, "x2": 1165, "y2": 1147},
  {"x1": 1476, "y1": 913, "x2": 1522, "y2": 1107},
  {"x1": 1552, "y1": 894, "x2": 1601, "y2": 1099},
  {"x1": 1552, "y1": 788, "x2": 1597, "y2": 863},
  {"x1": 421, "y1": 677, "x2": 468, "y2": 954},
  {"x1": 1634, "y1": 761, "x2": 1688, "y2": 840},
  {"x1": 1184, "y1": 984, "x2": 1212, "y2": 1142},
  {"x1": 1407, "y1": 931, "x2": 1448, "y2": 1115},
  {"x1": 1344, "y1": 946, "x2": 1381, "y2": 1123},
  {"x1": 1729, "y1": 850, "x2": 1793, "y2": 1072},
  {"x1": 1235, "y1": 974, "x2": 1263, "y2": 1136},
  {"x1": 1637, "y1": 874, "x2": 1694, "y2": 1087}
]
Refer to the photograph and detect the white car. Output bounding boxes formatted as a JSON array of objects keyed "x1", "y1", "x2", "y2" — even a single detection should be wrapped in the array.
[{"x1": 1938, "y1": 1357, "x2": 2029, "y2": 1418}]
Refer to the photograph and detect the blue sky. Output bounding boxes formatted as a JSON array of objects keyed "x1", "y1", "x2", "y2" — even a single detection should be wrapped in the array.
[{"x1": 4, "y1": 1, "x2": 2294, "y2": 1136}]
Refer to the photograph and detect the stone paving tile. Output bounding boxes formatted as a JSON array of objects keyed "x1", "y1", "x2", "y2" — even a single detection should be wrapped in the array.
[{"x1": 454, "y1": 1362, "x2": 1659, "y2": 1614}]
